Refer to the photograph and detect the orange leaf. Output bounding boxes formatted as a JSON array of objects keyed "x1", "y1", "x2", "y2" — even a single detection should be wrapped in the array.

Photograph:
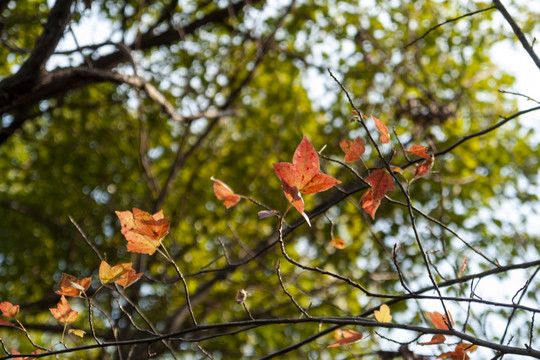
[
  {"x1": 329, "y1": 238, "x2": 347, "y2": 249},
  {"x1": 418, "y1": 334, "x2": 446, "y2": 345},
  {"x1": 411, "y1": 155, "x2": 434, "y2": 182},
  {"x1": 428, "y1": 311, "x2": 453, "y2": 330},
  {"x1": 458, "y1": 257, "x2": 468, "y2": 278},
  {"x1": 211, "y1": 177, "x2": 241, "y2": 208},
  {"x1": 0, "y1": 301, "x2": 19, "y2": 318},
  {"x1": 405, "y1": 145, "x2": 430, "y2": 159},
  {"x1": 50, "y1": 295, "x2": 78, "y2": 323},
  {"x1": 116, "y1": 208, "x2": 170, "y2": 255},
  {"x1": 10, "y1": 349, "x2": 41, "y2": 360},
  {"x1": 390, "y1": 166, "x2": 404, "y2": 174},
  {"x1": 340, "y1": 137, "x2": 365, "y2": 162},
  {"x1": 115, "y1": 269, "x2": 143, "y2": 288},
  {"x1": 99, "y1": 261, "x2": 133, "y2": 284},
  {"x1": 273, "y1": 136, "x2": 341, "y2": 226},
  {"x1": 55, "y1": 273, "x2": 91, "y2": 297},
  {"x1": 328, "y1": 329, "x2": 363, "y2": 347},
  {"x1": 437, "y1": 343, "x2": 477, "y2": 360},
  {"x1": 371, "y1": 115, "x2": 390, "y2": 144},
  {"x1": 361, "y1": 169, "x2": 395, "y2": 219}
]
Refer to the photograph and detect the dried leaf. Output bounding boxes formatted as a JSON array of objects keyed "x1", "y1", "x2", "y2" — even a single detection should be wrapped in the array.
[
  {"x1": 374, "y1": 304, "x2": 392, "y2": 323},
  {"x1": 56, "y1": 273, "x2": 92, "y2": 297},
  {"x1": 418, "y1": 334, "x2": 446, "y2": 345},
  {"x1": 437, "y1": 342, "x2": 477, "y2": 360},
  {"x1": 411, "y1": 155, "x2": 434, "y2": 182},
  {"x1": 69, "y1": 329, "x2": 86, "y2": 338},
  {"x1": 99, "y1": 261, "x2": 133, "y2": 284},
  {"x1": 273, "y1": 136, "x2": 340, "y2": 226},
  {"x1": 361, "y1": 169, "x2": 395, "y2": 219},
  {"x1": 116, "y1": 208, "x2": 170, "y2": 255},
  {"x1": 458, "y1": 257, "x2": 468, "y2": 278},
  {"x1": 329, "y1": 238, "x2": 347, "y2": 249},
  {"x1": 211, "y1": 177, "x2": 241, "y2": 208},
  {"x1": 405, "y1": 145, "x2": 430, "y2": 159},
  {"x1": 50, "y1": 296, "x2": 78, "y2": 323},
  {"x1": 428, "y1": 311, "x2": 453, "y2": 330},
  {"x1": 115, "y1": 269, "x2": 143, "y2": 288},
  {"x1": 372, "y1": 115, "x2": 390, "y2": 144},
  {"x1": 257, "y1": 210, "x2": 279, "y2": 219},
  {"x1": 0, "y1": 301, "x2": 19, "y2": 318},
  {"x1": 340, "y1": 137, "x2": 365, "y2": 162},
  {"x1": 328, "y1": 329, "x2": 363, "y2": 347}
]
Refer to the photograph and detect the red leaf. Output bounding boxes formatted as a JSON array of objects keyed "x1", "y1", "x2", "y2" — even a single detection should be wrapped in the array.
[
  {"x1": 428, "y1": 311, "x2": 453, "y2": 330},
  {"x1": 50, "y1": 296, "x2": 78, "y2": 323},
  {"x1": 11, "y1": 349, "x2": 41, "y2": 360},
  {"x1": 418, "y1": 334, "x2": 446, "y2": 345},
  {"x1": 329, "y1": 238, "x2": 347, "y2": 249},
  {"x1": 361, "y1": 169, "x2": 394, "y2": 219},
  {"x1": 437, "y1": 343, "x2": 477, "y2": 360},
  {"x1": 273, "y1": 136, "x2": 340, "y2": 226},
  {"x1": 0, "y1": 301, "x2": 19, "y2": 318},
  {"x1": 340, "y1": 137, "x2": 365, "y2": 162},
  {"x1": 412, "y1": 155, "x2": 434, "y2": 182},
  {"x1": 406, "y1": 145, "x2": 430, "y2": 159},
  {"x1": 211, "y1": 177, "x2": 241, "y2": 208},
  {"x1": 372, "y1": 115, "x2": 390, "y2": 144},
  {"x1": 328, "y1": 329, "x2": 363, "y2": 347},
  {"x1": 55, "y1": 273, "x2": 92, "y2": 297},
  {"x1": 116, "y1": 208, "x2": 170, "y2": 255}
]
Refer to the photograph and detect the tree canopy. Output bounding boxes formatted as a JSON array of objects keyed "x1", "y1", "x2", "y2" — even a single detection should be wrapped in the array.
[{"x1": 0, "y1": 0, "x2": 539, "y2": 359}]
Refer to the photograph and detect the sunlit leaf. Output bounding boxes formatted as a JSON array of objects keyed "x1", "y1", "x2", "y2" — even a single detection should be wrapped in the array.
[
  {"x1": 211, "y1": 177, "x2": 241, "y2": 208},
  {"x1": 340, "y1": 137, "x2": 365, "y2": 162},
  {"x1": 372, "y1": 115, "x2": 390, "y2": 144},
  {"x1": 361, "y1": 169, "x2": 395, "y2": 219},
  {"x1": 0, "y1": 301, "x2": 19, "y2": 318},
  {"x1": 328, "y1": 329, "x2": 363, "y2": 347},
  {"x1": 68, "y1": 329, "x2": 86, "y2": 338},
  {"x1": 273, "y1": 136, "x2": 340, "y2": 226},
  {"x1": 374, "y1": 304, "x2": 392, "y2": 323},
  {"x1": 428, "y1": 311, "x2": 453, "y2": 330},
  {"x1": 116, "y1": 208, "x2": 170, "y2": 255},
  {"x1": 99, "y1": 261, "x2": 133, "y2": 284},
  {"x1": 329, "y1": 238, "x2": 347, "y2": 249},
  {"x1": 418, "y1": 334, "x2": 446, "y2": 345},
  {"x1": 437, "y1": 342, "x2": 477, "y2": 359},
  {"x1": 411, "y1": 155, "x2": 434, "y2": 182},
  {"x1": 49, "y1": 296, "x2": 78, "y2": 323},
  {"x1": 55, "y1": 273, "x2": 91, "y2": 297},
  {"x1": 405, "y1": 145, "x2": 430, "y2": 159}
]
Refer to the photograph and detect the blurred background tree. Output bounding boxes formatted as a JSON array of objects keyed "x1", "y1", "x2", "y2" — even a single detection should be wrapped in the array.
[{"x1": 0, "y1": 0, "x2": 539, "y2": 358}]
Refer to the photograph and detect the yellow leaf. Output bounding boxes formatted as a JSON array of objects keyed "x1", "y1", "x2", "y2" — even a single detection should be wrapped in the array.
[
  {"x1": 69, "y1": 329, "x2": 86, "y2": 338},
  {"x1": 374, "y1": 304, "x2": 392, "y2": 323}
]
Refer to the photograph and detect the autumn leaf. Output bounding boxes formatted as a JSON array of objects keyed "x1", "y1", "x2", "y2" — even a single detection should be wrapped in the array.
[
  {"x1": 211, "y1": 177, "x2": 241, "y2": 208},
  {"x1": 115, "y1": 269, "x2": 143, "y2": 288},
  {"x1": 69, "y1": 329, "x2": 86, "y2": 338},
  {"x1": 328, "y1": 329, "x2": 363, "y2": 347},
  {"x1": 405, "y1": 145, "x2": 430, "y2": 159},
  {"x1": 418, "y1": 334, "x2": 446, "y2": 345},
  {"x1": 55, "y1": 273, "x2": 91, "y2": 297},
  {"x1": 458, "y1": 257, "x2": 468, "y2": 278},
  {"x1": 0, "y1": 301, "x2": 19, "y2": 318},
  {"x1": 10, "y1": 349, "x2": 41, "y2": 360},
  {"x1": 372, "y1": 115, "x2": 390, "y2": 144},
  {"x1": 411, "y1": 155, "x2": 434, "y2": 182},
  {"x1": 340, "y1": 137, "x2": 365, "y2": 162},
  {"x1": 437, "y1": 343, "x2": 477, "y2": 360},
  {"x1": 116, "y1": 208, "x2": 170, "y2": 255},
  {"x1": 374, "y1": 304, "x2": 392, "y2": 323},
  {"x1": 361, "y1": 169, "x2": 395, "y2": 219},
  {"x1": 50, "y1": 296, "x2": 78, "y2": 323},
  {"x1": 99, "y1": 261, "x2": 133, "y2": 284},
  {"x1": 329, "y1": 238, "x2": 347, "y2": 249},
  {"x1": 273, "y1": 136, "x2": 341, "y2": 226},
  {"x1": 428, "y1": 311, "x2": 453, "y2": 330}
]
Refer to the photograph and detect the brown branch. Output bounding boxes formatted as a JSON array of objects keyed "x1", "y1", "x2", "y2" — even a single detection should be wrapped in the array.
[{"x1": 493, "y1": 0, "x2": 540, "y2": 71}]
